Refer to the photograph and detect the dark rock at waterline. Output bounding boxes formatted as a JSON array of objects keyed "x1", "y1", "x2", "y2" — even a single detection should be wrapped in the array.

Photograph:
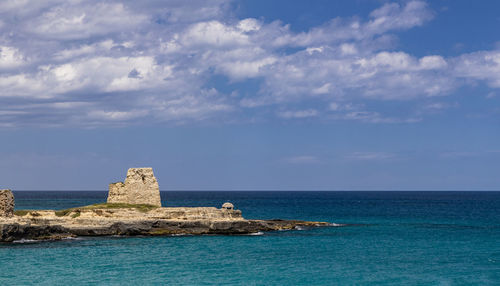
[{"x1": 0, "y1": 219, "x2": 331, "y2": 242}]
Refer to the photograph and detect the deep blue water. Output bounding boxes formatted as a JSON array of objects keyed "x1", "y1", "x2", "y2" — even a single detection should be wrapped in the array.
[{"x1": 1, "y1": 191, "x2": 499, "y2": 285}]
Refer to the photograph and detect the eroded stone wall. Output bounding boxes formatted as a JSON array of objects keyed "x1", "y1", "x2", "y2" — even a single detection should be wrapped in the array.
[
  {"x1": 0, "y1": 189, "x2": 14, "y2": 217},
  {"x1": 107, "y1": 168, "x2": 162, "y2": 207}
]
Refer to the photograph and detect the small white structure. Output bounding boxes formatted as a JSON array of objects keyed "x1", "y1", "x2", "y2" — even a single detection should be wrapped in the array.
[{"x1": 221, "y1": 202, "x2": 234, "y2": 210}]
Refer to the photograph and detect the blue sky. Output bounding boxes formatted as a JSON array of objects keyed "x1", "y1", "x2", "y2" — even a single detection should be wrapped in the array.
[{"x1": 0, "y1": 0, "x2": 499, "y2": 190}]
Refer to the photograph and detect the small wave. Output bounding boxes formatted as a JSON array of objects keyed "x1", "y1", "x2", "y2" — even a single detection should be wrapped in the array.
[
  {"x1": 12, "y1": 239, "x2": 38, "y2": 244},
  {"x1": 328, "y1": 223, "x2": 347, "y2": 227},
  {"x1": 248, "y1": 231, "x2": 264, "y2": 236},
  {"x1": 294, "y1": 226, "x2": 305, "y2": 230},
  {"x1": 62, "y1": 236, "x2": 82, "y2": 240},
  {"x1": 13, "y1": 236, "x2": 81, "y2": 243},
  {"x1": 233, "y1": 231, "x2": 264, "y2": 236},
  {"x1": 170, "y1": 233, "x2": 192, "y2": 236}
]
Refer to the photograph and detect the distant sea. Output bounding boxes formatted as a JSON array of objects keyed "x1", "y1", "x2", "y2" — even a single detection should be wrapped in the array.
[{"x1": 1, "y1": 191, "x2": 499, "y2": 285}]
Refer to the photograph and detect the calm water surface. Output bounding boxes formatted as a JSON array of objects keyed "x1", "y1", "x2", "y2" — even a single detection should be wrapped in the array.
[{"x1": 1, "y1": 191, "x2": 499, "y2": 285}]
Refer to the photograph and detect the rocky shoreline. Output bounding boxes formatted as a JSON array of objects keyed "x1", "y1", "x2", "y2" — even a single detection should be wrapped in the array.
[
  {"x1": 0, "y1": 205, "x2": 331, "y2": 242},
  {"x1": 1, "y1": 168, "x2": 334, "y2": 242}
]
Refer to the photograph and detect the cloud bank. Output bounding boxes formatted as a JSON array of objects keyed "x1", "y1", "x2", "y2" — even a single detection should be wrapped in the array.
[{"x1": 0, "y1": 0, "x2": 499, "y2": 127}]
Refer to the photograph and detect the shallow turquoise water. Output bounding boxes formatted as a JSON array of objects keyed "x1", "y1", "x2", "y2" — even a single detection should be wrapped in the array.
[{"x1": 1, "y1": 191, "x2": 499, "y2": 285}]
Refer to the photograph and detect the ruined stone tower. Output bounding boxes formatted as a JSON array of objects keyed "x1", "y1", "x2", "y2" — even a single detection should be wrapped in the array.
[
  {"x1": 107, "y1": 168, "x2": 162, "y2": 207},
  {"x1": 0, "y1": 189, "x2": 15, "y2": 217}
]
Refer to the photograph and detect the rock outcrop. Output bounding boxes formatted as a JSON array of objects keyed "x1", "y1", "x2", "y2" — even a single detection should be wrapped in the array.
[
  {"x1": 0, "y1": 203, "x2": 331, "y2": 241},
  {"x1": 0, "y1": 189, "x2": 14, "y2": 217},
  {"x1": 107, "y1": 168, "x2": 162, "y2": 207},
  {"x1": 0, "y1": 169, "x2": 336, "y2": 242}
]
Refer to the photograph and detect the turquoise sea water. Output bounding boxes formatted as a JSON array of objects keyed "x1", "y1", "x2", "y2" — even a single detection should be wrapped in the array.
[{"x1": 1, "y1": 191, "x2": 499, "y2": 285}]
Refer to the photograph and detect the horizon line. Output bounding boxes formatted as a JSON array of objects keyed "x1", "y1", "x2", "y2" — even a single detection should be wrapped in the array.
[{"x1": 9, "y1": 189, "x2": 500, "y2": 192}]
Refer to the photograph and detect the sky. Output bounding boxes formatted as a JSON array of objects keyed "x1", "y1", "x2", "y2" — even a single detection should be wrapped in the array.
[{"x1": 0, "y1": 0, "x2": 499, "y2": 190}]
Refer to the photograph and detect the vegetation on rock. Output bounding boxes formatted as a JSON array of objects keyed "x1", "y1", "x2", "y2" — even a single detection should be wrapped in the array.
[
  {"x1": 14, "y1": 210, "x2": 31, "y2": 216},
  {"x1": 53, "y1": 203, "x2": 159, "y2": 217}
]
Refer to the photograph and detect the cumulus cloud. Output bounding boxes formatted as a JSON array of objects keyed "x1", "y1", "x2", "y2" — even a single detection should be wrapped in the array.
[
  {"x1": 0, "y1": 46, "x2": 26, "y2": 69},
  {"x1": 454, "y1": 50, "x2": 500, "y2": 88},
  {"x1": 28, "y1": 3, "x2": 148, "y2": 40},
  {"x1": 0, "y1": 0, "x2": 498, "y2": 127}
]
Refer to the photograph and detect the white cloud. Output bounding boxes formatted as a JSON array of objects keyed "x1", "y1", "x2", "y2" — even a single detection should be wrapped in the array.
[
  {"x1": 183, "y1": 21, "x2": 250, "y2": 47},
  {"x1": 237, "y1": 18, "x2": 261, "y2": 32},
  {"x1": 340, "y1": 43, "x2": 357, "y2": 55},
  {"x1": 312, "y1": 83, "x2": 331, "y2": 95},
  {"x1": 258, "y1": 49, "x2": 455, "y2": 103},
  {"x1": 53, "y1": 40, "x2": 118, "y2": 60},
  {"x1": 306, "y1": 46, "x2": 324, "y2": 55},
  {"x1": 419, "y1": 55, "x2": 447, "y2": 70},
  {"x1": 28, "y1": 2, "x2": 148, "y2": 40},
  {"x1": 366, "y1": 1, "x2": 433, "y2": 33},
  {"x1": 329, "y1": 102, "x2": 356, "y2": 111},
  {"x1": 0, "y1": 46, "x2": 26, "y2": 69},
  {"x1": 271, "y1": 1, "x2": 433, "y2": 47},
  {"x1": 454, "y1": 50, "x2": 500, "y2": 88},
  {"x1": 88, "y1": 110, "x2": 149, "y2": 121},
  {"x1": 0, "y1": 56, "x2": 174, "y2": 97},
  {"x1": 215, "y1": 53, "x2": 277, "y2": 79},
  {"x1": 0, "y1": 74, "x2": 47, "y2": 98}
]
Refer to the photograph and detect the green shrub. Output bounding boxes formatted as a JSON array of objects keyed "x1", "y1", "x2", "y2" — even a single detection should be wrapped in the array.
[
  {"x1": 82, "y1": 203, "x2": 158, "y2": 212},
  {"x1": 53, "y1": 203, "x2": 158, "y2": 216},
  {"x1": 14, "y1": 210, "x2": 31, "y2": 216},
  {"x1": 54, "y1": 209, "x2": 74, "y2": 217}
]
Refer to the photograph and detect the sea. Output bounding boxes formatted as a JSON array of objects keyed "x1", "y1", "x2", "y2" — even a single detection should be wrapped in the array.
[{"x1": 1, "y1": 191, "x2": 499, "y2": 285}]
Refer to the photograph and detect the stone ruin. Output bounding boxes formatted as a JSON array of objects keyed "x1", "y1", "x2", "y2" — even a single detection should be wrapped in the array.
[
  {"x1": 222, "y1": 202, "x2": 234, "y2": 210},
  {"x1": 107, "y1": 168, "x2": 162, "y2": 207},
  {"x1": 0, "y1": 189, "x2": 15, "y2": 217}
]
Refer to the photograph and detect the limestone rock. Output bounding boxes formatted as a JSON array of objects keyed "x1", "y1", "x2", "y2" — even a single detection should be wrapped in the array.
[
  {"x1": 222, "y1": 202, "x2": 234, "y2": 210},
  {"x1": 0, "y1": 189, "x2": 15, "y2": 217},
  {"x1": 107, "y1": 168, "x2": 162, "y2": 207}
]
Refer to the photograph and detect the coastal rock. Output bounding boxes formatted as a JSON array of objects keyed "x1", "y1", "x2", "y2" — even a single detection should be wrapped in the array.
[
  {"x1": 222, "y1": 202, "x2": 234, "y2": 210},
  {"x1": 0, "y1": 169, "x2": 334, "y2": 242},
  {"x1": 1, "y1": 202, "x2": 332, "y2": 241},
  {"x1": 0, "y1": 224, "x2": 73, "y2": 242},
  {"x1": 0, "y1": 217, "x2": 331, "y2": 241},
  {"x1": 107, "y1": 168, "x2": 162, "y2": 207},
  {"x1": 0, "y1": 189, "x2": 14, "y2": 217}
]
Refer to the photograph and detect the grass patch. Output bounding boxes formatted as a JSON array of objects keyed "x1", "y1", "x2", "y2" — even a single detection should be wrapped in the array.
[
  {"x1": 53, "y1": 203, "x2": 159, "y2": 217},
  {"x1": 83, "y1": 203, "x2": 159, "y2": 212},
  {"x1": 14, "y1": 210, "x2": 31, "y2": 216},
  {"x1": 71, "y1": 212, "x2": 81, "y2": 218},
  {"x1": 54, "y1": 209, "x2": 74, "y2": 217}
]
